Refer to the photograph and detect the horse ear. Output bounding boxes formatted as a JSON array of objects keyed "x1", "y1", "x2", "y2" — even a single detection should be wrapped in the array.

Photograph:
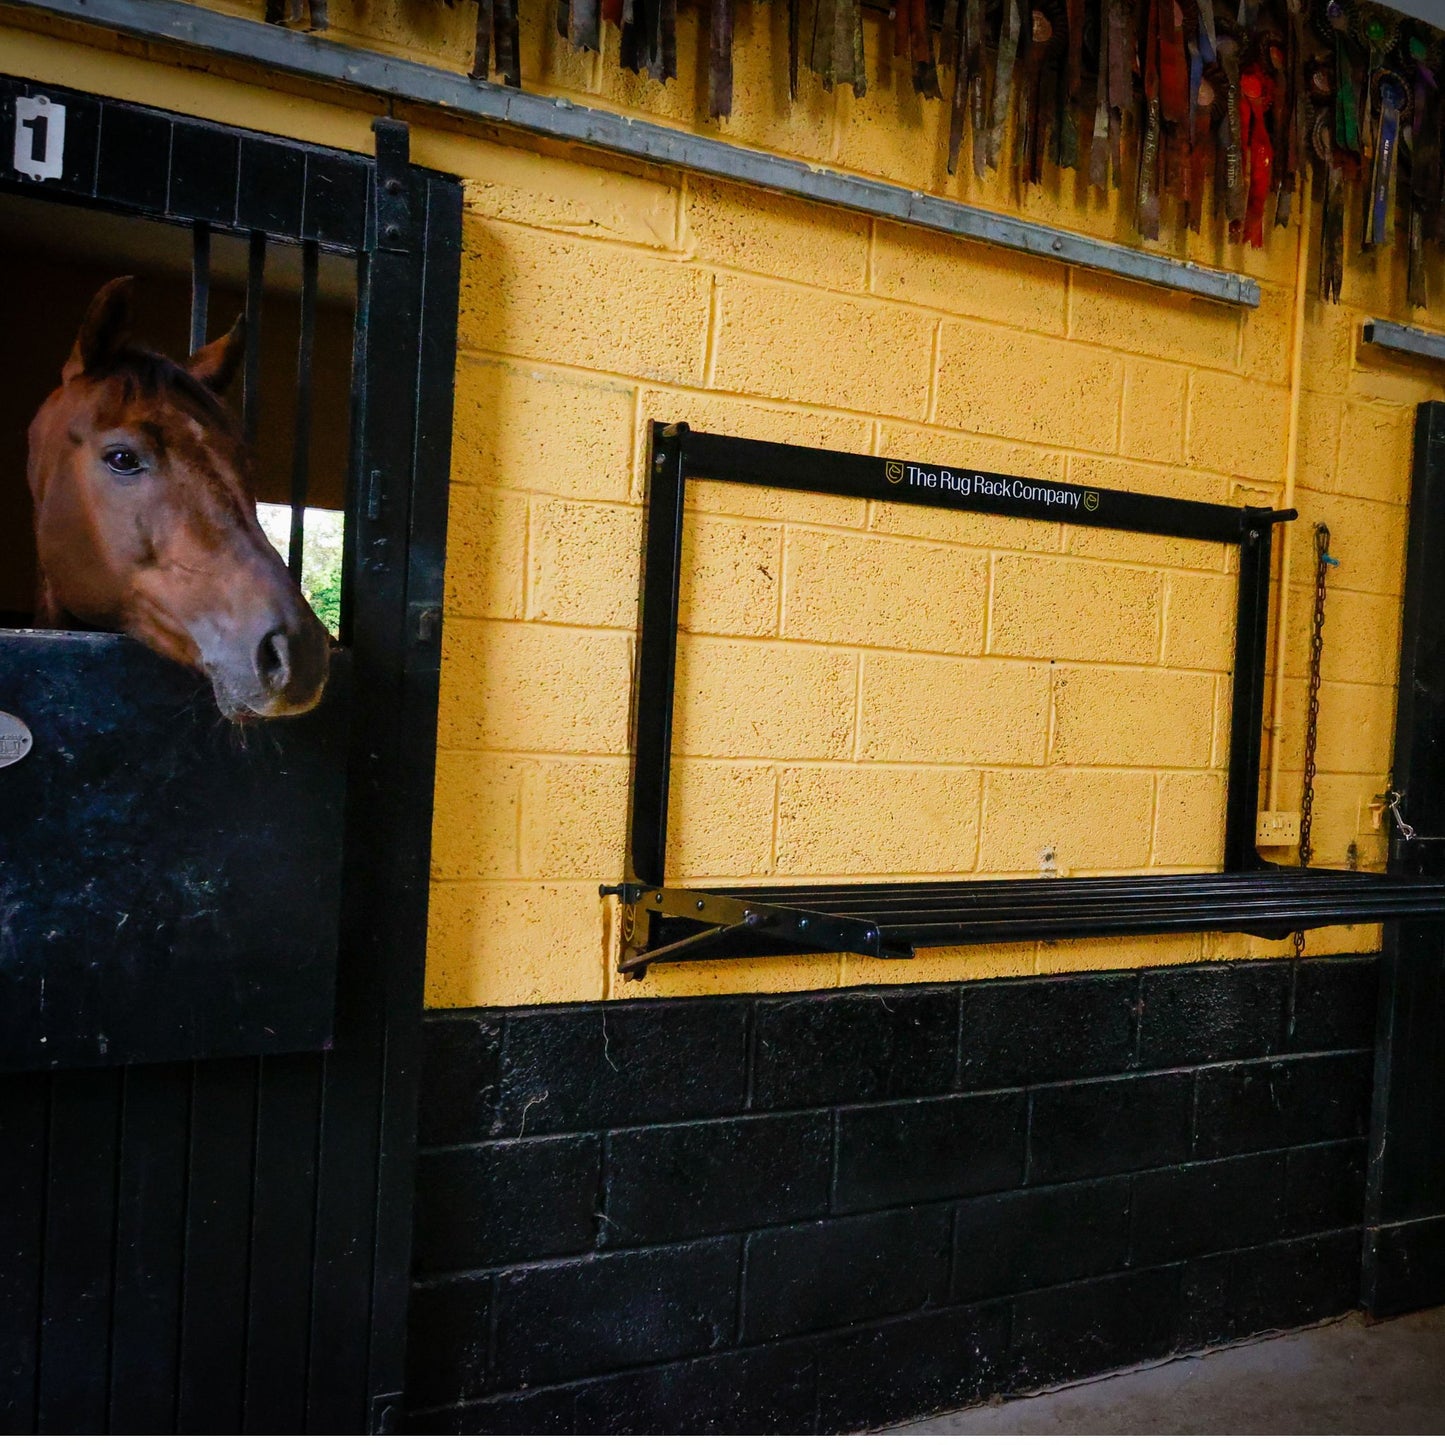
[
  {"x1": 187, "y1": 315, "x2": 246, "y2": 395},
  {"x1": 63, "y1": 276, "x2": 135, "y2": 381}
]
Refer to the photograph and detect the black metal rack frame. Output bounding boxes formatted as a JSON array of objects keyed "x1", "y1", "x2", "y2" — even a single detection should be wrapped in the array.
[{"x1": 606, "y1": 422, "x2": 1445, "y2": 976}]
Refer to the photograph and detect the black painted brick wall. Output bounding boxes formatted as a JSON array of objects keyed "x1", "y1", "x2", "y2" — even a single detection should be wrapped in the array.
[{"x1": 406, "y1": 955, "x2": 1376, "y2": 1433}]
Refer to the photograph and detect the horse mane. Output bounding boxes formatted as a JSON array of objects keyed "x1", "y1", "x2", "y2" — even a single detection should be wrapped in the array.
[{"x1": 87, "y1": 347, "x2": 240, "y2": 437}]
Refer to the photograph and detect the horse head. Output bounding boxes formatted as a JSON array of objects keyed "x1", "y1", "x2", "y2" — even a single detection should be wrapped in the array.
[{"x1": 27, "y1": 277, "x2": 330, "y2": 721}]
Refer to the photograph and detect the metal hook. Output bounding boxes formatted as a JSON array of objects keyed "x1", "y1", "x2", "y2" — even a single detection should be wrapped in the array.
[{"x1": 1383, "y1": 790, "x2": 1417, "y2": 841}]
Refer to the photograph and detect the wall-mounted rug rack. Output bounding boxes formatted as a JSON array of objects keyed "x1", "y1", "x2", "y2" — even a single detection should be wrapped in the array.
[{"x1": 604, "y1": 424, "x2": 1445, "y2": 977}]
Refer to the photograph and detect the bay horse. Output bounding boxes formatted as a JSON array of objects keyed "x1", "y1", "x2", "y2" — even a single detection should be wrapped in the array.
[{"x1": 26, "y1": 277, "x2": 330, "y2": 721}]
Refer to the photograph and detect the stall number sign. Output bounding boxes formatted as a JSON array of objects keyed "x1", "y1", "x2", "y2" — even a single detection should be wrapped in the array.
[{"x1": 12, "y1": 95, "x2": 66, "y2": 183}]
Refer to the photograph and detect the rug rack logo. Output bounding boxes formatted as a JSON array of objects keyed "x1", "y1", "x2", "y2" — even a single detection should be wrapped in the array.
[{"x1": 881, "y1": 459, "x2": 1087, "y2": 512}]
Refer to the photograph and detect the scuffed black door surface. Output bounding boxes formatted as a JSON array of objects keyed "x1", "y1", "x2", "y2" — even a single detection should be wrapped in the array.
[{"x1": 0, "y1": 630, "x2": 349, "y2": 1070}]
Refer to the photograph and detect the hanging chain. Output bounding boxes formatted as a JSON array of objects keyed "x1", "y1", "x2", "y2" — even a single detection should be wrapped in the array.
[{"x1": 1295, "y1": 522, "x2": 1334, "y2": 958}]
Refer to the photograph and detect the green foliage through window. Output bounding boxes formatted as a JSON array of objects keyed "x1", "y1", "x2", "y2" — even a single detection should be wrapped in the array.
[{"x1": 257, "y1": 504, "x2": 344, "y2": 638}]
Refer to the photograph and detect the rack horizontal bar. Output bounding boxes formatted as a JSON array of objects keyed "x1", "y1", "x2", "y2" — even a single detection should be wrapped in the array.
[
  {"x1": 621, "y1": 870, "x2": 1445, "y2": 971},
  {"x1": 678, "y1": 430, "x2": 1289, "y2": 543}
]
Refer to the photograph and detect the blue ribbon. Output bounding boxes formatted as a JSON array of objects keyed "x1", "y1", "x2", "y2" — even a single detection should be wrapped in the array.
[
  {"x1": 1370, "y1": 79, "x2": 1406, "y2": 246},
  {"x1": 1196, "y1": 0, "x2": 1217, "y2": 64}
]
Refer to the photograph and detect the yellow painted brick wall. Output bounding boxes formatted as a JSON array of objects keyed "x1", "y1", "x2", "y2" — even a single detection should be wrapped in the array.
[
  {"x1": 5, "y1": 9, "x2": 1441, "y2": 1009},
  {"x1": 432, "y1": 145, "x2": 1435, "y2": 1005}
]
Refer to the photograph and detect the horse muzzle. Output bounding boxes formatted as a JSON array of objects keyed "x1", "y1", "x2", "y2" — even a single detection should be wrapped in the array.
[{"x1": 208, "y1": 611, "x2": 331, "y2": 721}]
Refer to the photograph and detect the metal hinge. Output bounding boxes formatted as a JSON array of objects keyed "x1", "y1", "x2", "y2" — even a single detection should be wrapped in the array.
[
  {"x1": 371, "y1": 118, "x2": 411, "y2": 254},
  {"x1": 369, "y1": 1390, "x2": 403, "y2": 1434},
  {"x1": 409, "y1": 601, "x2": 442, "y2": 645}
]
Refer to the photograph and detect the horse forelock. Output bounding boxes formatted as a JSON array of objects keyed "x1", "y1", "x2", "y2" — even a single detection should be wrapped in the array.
[{"x1": 87, "y1": 347, "x2": 241, "y2": 439}]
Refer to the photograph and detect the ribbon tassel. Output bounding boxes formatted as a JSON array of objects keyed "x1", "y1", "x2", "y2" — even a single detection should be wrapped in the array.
[
  {"x1": 1408, "y1": 57, "x2": 1440, "y2": 308},
  {"x1": 1334, "y1": 33, "x2": 1362, "y2": 156},
  {"x1": 1197, "y1": 0, "x2": 1218, "y2": 62},
  {"x1": 471, "y1": 0, "x2": 520, "y2": 85},
  {"x1": 1314, "y1": 112, "x2": 1346, "y2": 302},
  {"x1": 851, "y1": 0, "x2": 866, "y2": 97},
  {"x1": 913, "y1": 0, "x2": 943, "y2": 99},
  {"x1": 808, "y1": 0, "x2": 865, "y2": 98},
  {"x1": 496, "y1": 0, "x2": 521, "y2": 86},
  {"x1": 1106, "y1": 0, "x2": 1130, "y2": 186},
  {"x1": 1159, "y1": 0, "x2": 1189, "y2": 124},
  {"x1": 570, "y1": 0, "x2": 601, "y2": 52},
  {"x1": 470, "y1": 0, "x2": 493, "y2": 80},
  {"x1": 1239, "y1": 64, "x2": 1276, "y2": 246},
  {"x1": 947, "y1": 0, "x2": 972, "y2": 175},
  {"x1": 708, "y1": 0, "x2": 733, "y2": 117},
  {"x1": 1188, "y1": 73, "x2": 1215, "y2": 232},
  {"x1": 1090, "y1": 0, "x2": 1113, "y2": 189},
  {"x1": 813, "y1": 0, "x2": 837, "y2": 88},
  {"x1": 1278, "y1": 10, "x2": 1309, "y2": 229},
  {"x1": 1014, "y1": 9, "x2": 1052, "y2": 188},
  {"x1": 1137, "y1": 0, "x2": 1163, "y2": 238},
  {"x1": 969, "y1": 0, "x2": 990, "y2": 177},
  {"x1": 1218, "y1": 36, "x2": 1248, "y2": 235},
  {"x1": 1364, "y1": 72, "x2": 1407, "y2": 248},
  {"x1": 619, "y1": 0, "x2": 675, "y2": 82},
  {"x1": 788, "y1": 0, "x2": 800, "y2": 99},
  {"x1": 987, "y1": 0, "x2": 1025, "y2": 172}
]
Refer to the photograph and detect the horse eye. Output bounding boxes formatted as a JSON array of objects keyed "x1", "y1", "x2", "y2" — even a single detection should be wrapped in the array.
[{"x1": 101, "y1": 447, "x2": 145, "y2": 478}]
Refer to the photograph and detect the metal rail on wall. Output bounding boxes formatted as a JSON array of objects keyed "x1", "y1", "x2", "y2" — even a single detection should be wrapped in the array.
[
  {"x1": 605, "y1": 423, "x2": 1445, "y2": 977},
  {"x1": 1362, "y1": 319, "x2": 1445, "y2": 366},
  {"x1": 0, "y1": 0, "x2": 1260, "y2": 308}
]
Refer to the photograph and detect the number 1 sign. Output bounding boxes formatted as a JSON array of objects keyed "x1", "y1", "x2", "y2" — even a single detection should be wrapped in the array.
[{"x1": 13, "y1": 95, "x2": 66, "y2": 182}]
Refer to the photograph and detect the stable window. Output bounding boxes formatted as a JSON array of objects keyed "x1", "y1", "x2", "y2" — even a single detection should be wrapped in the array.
[
  {"x1": 0, "y1": 190, "x2": 357, "y2": 632},
  {"x1": 609, "y1": 423, "x2": 1445, "y2": 977}
]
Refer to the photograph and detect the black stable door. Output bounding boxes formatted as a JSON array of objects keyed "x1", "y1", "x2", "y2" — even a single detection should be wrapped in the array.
[
  {"x1": 0, "y1": 80, "x2": 460, "y2": 1431},
  {"x1": 1365, "y1": 400, "x2": 1445, "y2": 1318}
]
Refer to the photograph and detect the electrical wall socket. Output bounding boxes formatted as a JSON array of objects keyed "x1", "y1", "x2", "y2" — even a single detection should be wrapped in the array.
[{"x1": 1256, "y1": 811, "x2": 1301, "y2": 847}]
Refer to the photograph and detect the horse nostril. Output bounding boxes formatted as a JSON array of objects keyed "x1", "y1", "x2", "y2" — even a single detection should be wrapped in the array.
[{"x1": 256, "y1": 628, "x2": 292, "y2": 694}]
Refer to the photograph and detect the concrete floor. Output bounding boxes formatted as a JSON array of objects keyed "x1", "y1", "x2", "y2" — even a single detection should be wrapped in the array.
[{"x1": 889, "y1": 1308, "x2": 1445, "y2": 1434}]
